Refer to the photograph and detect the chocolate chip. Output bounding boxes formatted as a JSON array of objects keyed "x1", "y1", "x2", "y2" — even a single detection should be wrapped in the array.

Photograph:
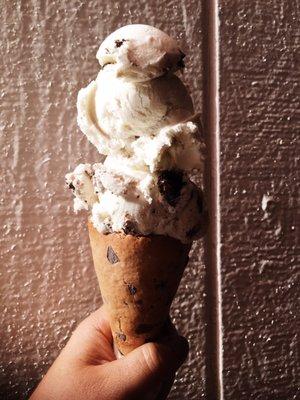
[
  {"x1": 107, "y1": 246, "x2": 119, "y2": 264},
  {"x1": 157, "y1": 170, "x2": 184, "y2": 206},
  {"x1": 68, "y1": 182, "x2": 75, "y2": 190},
  {"x1": 135, "y1": 324, "x2": 154, "y2": 334},
  {"x1": 122, "y1": 221, "x2": 137, "y2": 235},
  {"x1": 128, "y1": 284, "x2": 137, "y2": 295},
  {"x1": 104, "y1": 222, "x2": 112, "y2": 230},
  {"x1": 115, "y1": 39, "x2": 126, "y2": 48},
  {"x1": 84, "y1": 169, "x2": 94, "y2": 178},
  {"x1": 116, "y1": 332, "x2": 126, "y2": 341},
  {"x1": 136, "y1": 299, "x2": 143, "y2": 306}
]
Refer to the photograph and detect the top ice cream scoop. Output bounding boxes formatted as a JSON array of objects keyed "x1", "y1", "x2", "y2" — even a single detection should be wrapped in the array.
[{"x1": 96, "y1": 24, "x2": 185, "y2": 82}]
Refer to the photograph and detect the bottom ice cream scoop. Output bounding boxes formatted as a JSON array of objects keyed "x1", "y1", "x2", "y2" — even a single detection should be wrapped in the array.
[
  {"x1": 66, "y1": 161, "x2": 206, "y2": 243},
  {"x1": 65, "y1": 115, "x2": 206, "y2": 244}
]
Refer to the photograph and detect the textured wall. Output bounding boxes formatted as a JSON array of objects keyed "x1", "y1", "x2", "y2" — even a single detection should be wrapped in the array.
[
  {"x1": 1, "y1": 1, "x2": 299, "y2": 399},
  {"x1": 0, "y1": 1, "x2": 206, "y2": 399},
  {"x1": 219, "y1": 1, "x2": 299, "y2": 399}
]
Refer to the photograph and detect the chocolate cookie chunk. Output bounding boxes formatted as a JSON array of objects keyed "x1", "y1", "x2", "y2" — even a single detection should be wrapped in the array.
[
  {"x1": 122, "y1": 220, "x2": 138, "y2": 235},
  {"x1": 116, "y1": 332, "x2": 126, "y2": 341},
  {"x1": 107, "y1": 246, "x2": 119, "y2": 264},
  {"x1": 115, "y1": 39, "x2": 126, "y2": 48},
  {"x1": 127, "y1": 284, "x2": 137, "y2": 295},
  {"x1": 157, "y1": 170, "x2": 185, "y2": 207}
]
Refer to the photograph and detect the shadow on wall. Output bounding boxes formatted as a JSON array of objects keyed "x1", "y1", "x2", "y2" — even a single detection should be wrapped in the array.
[{"x1": 0, "y1": 361, "x2": 48, "y2": 400}]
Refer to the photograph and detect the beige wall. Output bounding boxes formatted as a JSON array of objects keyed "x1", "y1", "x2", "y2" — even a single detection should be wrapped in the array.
[
  {"x1": 219, "y1": 1, "x2": 299, "y2": 398},
  {"x1": 0, "y1": 1, "x2": 206, "y2": 399},
  {"x1": 1, "y1": 1, "x2": 298, "y2": 399}
]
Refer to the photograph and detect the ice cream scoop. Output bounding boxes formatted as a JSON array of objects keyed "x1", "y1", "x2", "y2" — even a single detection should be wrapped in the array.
[
  {"x1": 77, "y1": 64, "x2": 194, "y2": 155},
  {"x1": 96, "y1": 24, "x2": 185, "y2": 82},
  {"x1": 66, "y1": 162, "x2": 205, "y2": 243}
]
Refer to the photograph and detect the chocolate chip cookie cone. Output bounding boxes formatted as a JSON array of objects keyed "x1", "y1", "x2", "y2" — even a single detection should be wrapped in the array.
[{"x1": 88, "y1": 221, "x2": 191, "y2": 355}]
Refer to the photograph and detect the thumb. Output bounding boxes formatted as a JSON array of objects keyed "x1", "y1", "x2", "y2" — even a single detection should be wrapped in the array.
[{"x1": 106, "y1": 335, "x2": 189, "y2": 400}]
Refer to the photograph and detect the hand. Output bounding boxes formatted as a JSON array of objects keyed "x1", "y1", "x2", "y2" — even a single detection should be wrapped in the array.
[{"x1": 30, "y1": 306, "x2": 189, "y2": 400}]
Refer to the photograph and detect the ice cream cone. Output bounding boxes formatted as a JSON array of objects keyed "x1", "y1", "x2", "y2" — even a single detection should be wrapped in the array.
[{"x1": 88, "y1": 221, "x2": 191, "y2": 355}]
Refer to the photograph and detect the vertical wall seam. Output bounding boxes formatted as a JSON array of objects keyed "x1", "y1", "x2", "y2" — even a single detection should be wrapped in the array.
[
  {"x1": 202, "y1": 0, "x2": 223, "y2": 399},
  {"x1": 212, "y1": 1, "x2": 223, "y2": 397}
]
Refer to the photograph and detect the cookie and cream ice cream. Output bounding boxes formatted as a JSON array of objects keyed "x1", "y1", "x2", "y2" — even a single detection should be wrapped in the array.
[
  {"x1": 66, "y1": 24, "x2": 206, "y2": 355},
  {"x1": 66, "y1": 24, "x2": 205, "y2": 243}
]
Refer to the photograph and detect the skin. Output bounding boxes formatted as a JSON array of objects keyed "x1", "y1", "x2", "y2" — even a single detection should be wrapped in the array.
[{"x1": 30, "y1": 306, "x2": 189, "y2": 400}]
